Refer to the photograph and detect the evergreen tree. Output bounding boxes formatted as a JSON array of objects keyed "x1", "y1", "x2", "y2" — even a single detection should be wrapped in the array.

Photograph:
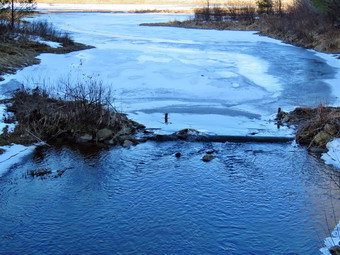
[{"x1": 257, "y1": 0, "x2": 273, "y2": 14}]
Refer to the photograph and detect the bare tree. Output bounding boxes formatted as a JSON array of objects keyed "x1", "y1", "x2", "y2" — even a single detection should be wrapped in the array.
[{"x1": 0, "y1": 0, "x2": 36, "y2": 28}]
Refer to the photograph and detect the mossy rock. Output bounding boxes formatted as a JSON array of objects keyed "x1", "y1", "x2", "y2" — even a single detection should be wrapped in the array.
[{"x1": 312, "y1": 131, "x2": 332, "y2": 147}]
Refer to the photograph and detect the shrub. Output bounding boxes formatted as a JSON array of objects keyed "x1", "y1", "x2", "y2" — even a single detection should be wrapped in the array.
[
  {"x1": 18, "y1": 20, "x2": 73, "y2": 44},
  {"x1": 4, "y1": 77, "x2": 132, "y2": 143}
]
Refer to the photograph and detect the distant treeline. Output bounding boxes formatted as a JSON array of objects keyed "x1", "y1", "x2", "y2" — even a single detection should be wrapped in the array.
[{"x1": 193, "y1": 0, "x2": 340, "y2": 53}]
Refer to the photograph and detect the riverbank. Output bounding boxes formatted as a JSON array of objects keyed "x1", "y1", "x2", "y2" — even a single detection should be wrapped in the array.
[
  {"x1": 0, "y1": 37, "x2": 92, "y2": 81},
  {"x1": 141, "y1": 19, "x2": 340, "y2": 54}
]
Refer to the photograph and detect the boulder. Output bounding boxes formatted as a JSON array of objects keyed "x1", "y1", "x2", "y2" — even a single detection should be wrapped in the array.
[
  {"x1": 77, "y1": 133, "x2": 93, "y2": 143},
  {"x1": 174, "y1": 129, "x2": 200, "y2": 140},
  {"x1": 96, "y1": 128, "x2": 113, "y2": 141},
  {"x1": 329, "y1": 246, "x2": 340, "y2": 255},
  {"x1": 313, "y1": 131, "x2": 332, "y2": 147},
  {"x1": 116, "y1": 125, "x2": 133, "y2": 136},
  {"x1": 202, "y1": 154, "x2": 214, "y2": 162},
  {"x1": 282, "y1": 115, "x2": 290, "y2": 123}
]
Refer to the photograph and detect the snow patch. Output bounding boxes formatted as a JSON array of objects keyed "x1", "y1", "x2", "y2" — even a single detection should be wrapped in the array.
[
  {"x1": 320, "y1": 221, "x2": 340, "y2": 255},
  {"x1": 31, "y1": 36, "x2": 62, "y2": 48},
  {"x1": 322, "y1": 139, "x2": 340, "y2": 169},
  {"x1": 0, "y1": 144, "x2": 36, "y2": 177}
]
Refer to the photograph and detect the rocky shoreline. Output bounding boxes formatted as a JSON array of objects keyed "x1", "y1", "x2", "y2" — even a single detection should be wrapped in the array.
[{"x1": 276, "y1": 106, "x2": 340, "y2": 150}]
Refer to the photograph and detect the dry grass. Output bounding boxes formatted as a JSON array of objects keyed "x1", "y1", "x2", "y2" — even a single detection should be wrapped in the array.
[
  {"x1": 0, "y1": 38, "x2": 44, "y2": 76},
  {"x1": 141, "y1": 18, "x2": 260, "y2": 30}
]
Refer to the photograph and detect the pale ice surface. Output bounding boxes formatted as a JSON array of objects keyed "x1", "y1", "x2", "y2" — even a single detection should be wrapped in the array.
[
  {"x1": 2, "y1": 12, "x2": 339, "y2": 137},
  {"x1": 0, "y1": 144, "x2": 36, "y2": 177}
]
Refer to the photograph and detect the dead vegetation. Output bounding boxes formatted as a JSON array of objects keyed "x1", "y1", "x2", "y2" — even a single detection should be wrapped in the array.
[
  {"x1": 0, "y1": 82, "x2": 145, "y2": 146},
  {"x1": 141, "y1": 19, "x2": 261, "y2": 30}
]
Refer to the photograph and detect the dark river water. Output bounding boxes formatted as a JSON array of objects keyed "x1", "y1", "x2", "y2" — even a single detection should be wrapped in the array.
[{"x1": 0, "y1": 141, "x2": 339, "y2": 254}]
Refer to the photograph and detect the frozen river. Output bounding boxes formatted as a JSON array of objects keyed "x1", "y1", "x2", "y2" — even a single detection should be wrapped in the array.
[
  {"x1": 3, "y1": 13, "x2": 340, "y2": 136},
  {"x1": 0, "y1": 12, "x2": 340, "y2": 255}
]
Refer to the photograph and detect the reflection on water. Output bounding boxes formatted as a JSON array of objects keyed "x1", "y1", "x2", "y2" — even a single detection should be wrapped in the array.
[{"x1": 0, "y1": 141, "x2": 339, "y2": 255}]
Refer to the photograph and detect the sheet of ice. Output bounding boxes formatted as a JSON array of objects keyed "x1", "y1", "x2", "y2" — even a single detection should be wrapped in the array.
[
  {"x1": 37, "y1": 3, "x2": 199, "y2": 12},
  {"x1": 320, "y1": 221, "x2": 340, "y2": 255},
  {"x1": 1, "y1": 13, "x2": 339, "y2": 136},
  {"x1": 0, "y1": 144, "x2": 35, "y2": 177},
  {"x1": 322, "y1": 139, "x2": 340, "y2": 168}
]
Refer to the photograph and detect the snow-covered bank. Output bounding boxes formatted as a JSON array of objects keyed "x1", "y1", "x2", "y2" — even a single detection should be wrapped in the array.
[
  {"x1": 0, "y1": 144, "x2": 35, "y2": 177},
  {"x1": 320, "y1": 221, "x2": 340, "y2": 255}
]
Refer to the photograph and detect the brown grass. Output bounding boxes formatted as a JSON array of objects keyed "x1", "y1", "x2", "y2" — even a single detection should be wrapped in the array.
[{"x1": 141, "y1": 19, "x2": 260, "y2": 30}]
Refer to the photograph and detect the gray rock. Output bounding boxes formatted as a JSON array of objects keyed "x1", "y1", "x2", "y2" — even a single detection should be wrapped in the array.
[
  {"x1": 174, "y1": 128, "x2": 200, "y2": 140},
  {"x1": 96, "y1": 128, "x2": 113, "y2": 141},
  {"x1": 202, "y1": 154, "x2": 214, "y2": 162},
  {"x1": 329, "y1": 246, "x2": 340, "y2": 255},
  {"x1": 282, "y1": 115, "x2": 290, "y2": 123}
]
